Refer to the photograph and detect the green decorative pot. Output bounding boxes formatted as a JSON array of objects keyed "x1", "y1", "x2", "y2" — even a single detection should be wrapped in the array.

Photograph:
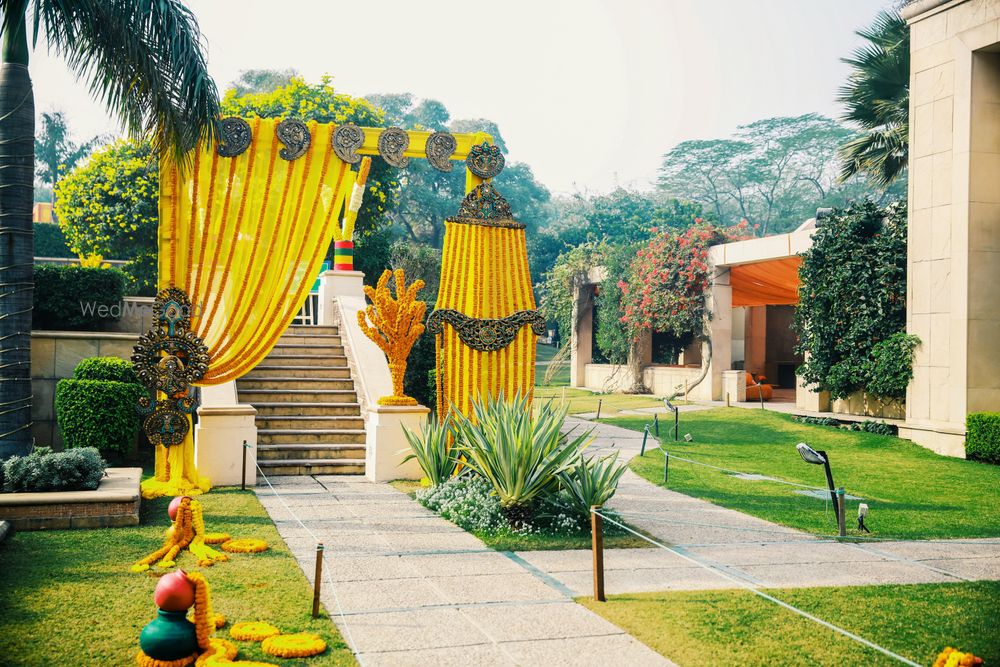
[{"x1": 139, "y1": 609, "x2": 198, "y2": 660}]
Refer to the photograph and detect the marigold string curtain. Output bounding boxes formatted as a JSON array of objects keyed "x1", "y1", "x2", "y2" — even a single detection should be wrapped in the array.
[
  {"x1": 158, "y1": 117, "x2": 356, "y2": 384},
  {"x1": 730, "y1": 257, "x2": 802, "y2": 307}
]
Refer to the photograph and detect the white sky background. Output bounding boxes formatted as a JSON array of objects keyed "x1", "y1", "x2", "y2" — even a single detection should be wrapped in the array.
[{"x1": 28, "y1": 0, "x2": 894, "y2": 195}]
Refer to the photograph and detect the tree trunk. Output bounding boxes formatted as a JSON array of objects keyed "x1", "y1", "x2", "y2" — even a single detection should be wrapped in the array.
[
  {"x1": 625, "y1": 330, "x2": 650, "y2": 394},
  {"x1": 0, "y1": 2, "x2": 35, "y2": 459}
]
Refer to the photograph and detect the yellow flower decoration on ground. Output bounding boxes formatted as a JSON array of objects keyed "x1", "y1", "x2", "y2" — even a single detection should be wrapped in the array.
[
  {"x1": 131, "y1": 499, "x2": 228, "y2": 572},
  {"x1": 194, "y1": 638, "x2": 277, "y2": 667},
  {"x1": 933, "y1": 647, "x2": 983, "y2": 667},
  {"x1": 220, "y1": 538, "x2": 269, "y2": 554},
  {"x1": 261, "y1": 633, "x2": 326, "y2": 659},
  {"x1": 204, "y1": 533, "x2": 232, "y2": 545},
  {"x1": 229, "y1": 621, "x2": 281, "y2": 642},
  {"x1": 357, "y1": 268, "x2": 426, "y2": 406},
  {"x1": 135, "y1": 651, "x2": 198, "y2": 667}
]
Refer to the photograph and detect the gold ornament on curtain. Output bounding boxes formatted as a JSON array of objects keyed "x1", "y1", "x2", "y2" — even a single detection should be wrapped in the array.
[
  {"x1": 357, "y1": 269, "x2": 427, "y2": 406},
  {"x1": 138, "y1": 116, "x2": 363, "y2": 499},
  {"x1": 432, "y1": 182, "x2": 540, "y2": 418}
]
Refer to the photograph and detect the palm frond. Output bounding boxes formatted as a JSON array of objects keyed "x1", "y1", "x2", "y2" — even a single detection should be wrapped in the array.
[{"x1": 32, "y1": 0, "x2": 219, "y2": 162}]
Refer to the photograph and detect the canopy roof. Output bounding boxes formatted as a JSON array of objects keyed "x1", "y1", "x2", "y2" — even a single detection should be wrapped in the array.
[{"x1": 730, "y1": 256, "x2": 802, "y2": 307}]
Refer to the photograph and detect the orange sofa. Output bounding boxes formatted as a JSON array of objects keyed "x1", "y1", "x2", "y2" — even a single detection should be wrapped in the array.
[{"x1": 745, "y1": 372, "x2": 773, "y2": 401}]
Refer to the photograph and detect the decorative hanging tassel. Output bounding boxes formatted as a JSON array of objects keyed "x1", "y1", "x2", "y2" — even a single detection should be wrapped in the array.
[{"x1": 334, "y1": 157, "x2": 372, "y2": 270}]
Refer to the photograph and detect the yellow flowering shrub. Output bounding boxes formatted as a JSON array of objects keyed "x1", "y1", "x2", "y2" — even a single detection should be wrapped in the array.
[
  {"x1": 54, "y1": 139, "x2": 158, "y2": 294},
  {"x1": 933, "y1": 647, "x2": 983, "y2": 667}
]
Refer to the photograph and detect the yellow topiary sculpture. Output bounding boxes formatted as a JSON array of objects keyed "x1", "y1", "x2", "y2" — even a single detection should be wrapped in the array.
[{"x1": 357, "y1": 269, "x2": 426, "y2": 406}]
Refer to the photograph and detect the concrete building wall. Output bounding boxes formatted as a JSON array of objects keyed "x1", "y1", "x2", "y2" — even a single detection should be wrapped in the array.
[{"x1": 901, "y1": 0, "x2": 1000, "y2": 456}]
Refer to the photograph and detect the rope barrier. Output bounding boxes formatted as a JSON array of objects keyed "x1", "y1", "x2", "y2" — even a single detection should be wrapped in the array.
[
  {"x1": 643, "y1": 446, "x2": 828, "y2": 491},
  {"x1": 252, "y1": 461, "x2": 365, "y2": 667},
  {"x1": 591, "y1": 508, "x2": 923, "y2": 667}
]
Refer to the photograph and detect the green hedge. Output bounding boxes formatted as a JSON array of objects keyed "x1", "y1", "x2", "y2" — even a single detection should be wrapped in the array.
[
  {"x1": 966, "y1": 412, "x2": 1000, "y2": 464},
  {"x1": 56, "y1": 375, "x2": 144, "y2": 457},
  {"x1": 33, "y1": 264, "x2": 126, "y2": 330},
  {"x1": 34, "y1": 222, "x2": 73, "y2": 257},
  {"x1": 2, "y1": 447, "x2": 106, "y2": 493},
  {"x1": 73, "y1": 356, "x2": 139, "y2": 384}
]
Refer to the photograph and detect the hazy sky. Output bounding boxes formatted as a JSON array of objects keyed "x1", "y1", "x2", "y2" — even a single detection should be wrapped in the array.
[{"x1": 29, "y1": 0, "x2": 893, "y2": 195}]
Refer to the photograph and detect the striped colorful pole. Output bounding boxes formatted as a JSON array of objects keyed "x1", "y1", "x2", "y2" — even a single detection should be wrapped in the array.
[{"x1": 333, "y1": 240, "x2": 354, "y2": 270}]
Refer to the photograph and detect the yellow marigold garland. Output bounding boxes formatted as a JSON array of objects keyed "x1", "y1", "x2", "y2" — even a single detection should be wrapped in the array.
[
  {"x1": 204, "y1": 533, "x2": 232, "y2": 545},
  {"x1": 194, "y1": 639, "x2": 237, "y2": 667},
  {"x1": 933, "y1": 647, "x2": 983, "y2": 667},
  {"x1": 261, "y1": 633, "x2": 326, "y2": 659},
  {"x1": 220, "y1": 538, "x2": 269, "y2": 554},
  {"x1": 229, "y1": 621, "x2": 281, "y2": 642},
  {"x1": 131, "y1": 499, "x2": 228, "y2": 572},
  {"x1": 135, "y1": 651, "x2": 198, "y2": 667},
  {"x1": 357, "y1": 268, "x2": 426, "y2": 406}
]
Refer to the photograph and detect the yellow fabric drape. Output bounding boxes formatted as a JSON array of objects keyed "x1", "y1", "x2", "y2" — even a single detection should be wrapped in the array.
[
  {"x1": 143, "y1": 118, "x2": 357, "y2": 499},
  {"x1": 159, "y1": 117, "x2": 355, "y2": 383},
  {"x1": 434, "y1": 220, "x2": 538, "y2": 417}
]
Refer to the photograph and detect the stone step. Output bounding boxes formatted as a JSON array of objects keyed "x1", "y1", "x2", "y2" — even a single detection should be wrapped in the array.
[
  {"x1": 277, "y1": 334, "x2": 342, "y2": 346},
  {"x1": 238, "y1": 389, "x2": 357, "y2": 404},
  {"x1": 258, "y1": 354, "x2": 349, "y2": 368},
  {"x1": 258, "y1": 429, "x2": 366, "y2": 445},
  {"x1": 286, "y1": 325, "x2": 339, "y2": 336},
  {"x1": 257, "y1": 444, "x2": 365, "y2": 461},
  {"x1": 238, "y1": 377, "x2": 355, "y2": 391},
  {"x1": 266, "y1": 344, "x2": 344, "y2": 358},
  {"x1": 245, "y1": 365, "x2": 352, "y2": 380},
  {"x1": 258, "y1": 459, "x2": 365, "y2": 476},
  {"x1": 251, "y1": 402, "x2": 362, "y2": 417},
  {"x1": 257, "y1": 415, "x2": 365, "y2": 430}
]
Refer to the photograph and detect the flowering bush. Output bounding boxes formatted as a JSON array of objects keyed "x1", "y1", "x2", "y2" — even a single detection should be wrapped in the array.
[
  {"x1": 933, "y1": 647, "x2": 983, "y2": 667},
  {"x1": 619, "y1": 221, "x2": 749, "y2": 346}
]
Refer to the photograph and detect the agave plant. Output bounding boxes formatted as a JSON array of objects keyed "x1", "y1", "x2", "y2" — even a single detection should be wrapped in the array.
[
  {"x1": 558, "y1": 452, "x2": 628, "y2": 519},
  {"x1": 451, "y1": 392, "x2": 591, "y2": 525},
  {"x1": 400, "y1": 415, "x2": 458, "y2": 486}
]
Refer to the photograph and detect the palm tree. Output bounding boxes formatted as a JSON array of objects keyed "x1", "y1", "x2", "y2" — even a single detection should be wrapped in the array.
[
  {"x1": 0, "y1": 0, "x2": 220, "y2": 458},
  {"x1": 838, "y1": 9, "x2": 910, "y2": 188}
]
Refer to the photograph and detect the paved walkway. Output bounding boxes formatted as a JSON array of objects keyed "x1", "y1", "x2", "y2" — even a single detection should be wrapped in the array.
[
  {"x1": 256, "y1": 475, "x2": 671, "y2": 667},
  {"x1": 523, "y1": 418, "x2": 1000, "y2": 596}
]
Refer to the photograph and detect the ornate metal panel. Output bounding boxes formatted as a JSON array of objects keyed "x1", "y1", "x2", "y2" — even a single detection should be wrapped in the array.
[
  {"x1": 426, "y1": 309, "x2": 546, "y2": 352},
  {"x1": 377, "y1": 127, "x2": 410, "y2": 168},
  {"x1": 332, "y1": 123, "x2": 365, "y2": 164},
  {"x1": 450, "y1": 182, "x2": 522, "y2": 228},
  {"x1": 132, "y1": 289, "x2": 209, "y2": 447},
  {"x1": 425, "y1": 131, "x2": 457, "y2": 172},
  {"x1": 465, "y1": 141, "x2": 505, "y2": 179},
  {"x1": 216, "y1": 117, "x2": 252, "y2": 157},
  {"x1": 276, "y1": 118, "x2": 311, "y2": 160}
]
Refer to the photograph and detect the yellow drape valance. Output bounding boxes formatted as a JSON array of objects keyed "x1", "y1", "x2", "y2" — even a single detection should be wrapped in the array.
[{"x1": 158, "y1": 118, "x2": 355, "y2": 384}]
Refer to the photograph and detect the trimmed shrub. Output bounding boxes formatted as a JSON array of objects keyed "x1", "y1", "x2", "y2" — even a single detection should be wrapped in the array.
[
  {"x1": 33, "y1": 264, "x2": 126, "y2": 330},
  {"x1": 34, "y1": 222, "x2": 73, "y2": 257},
  {"x1": 56, "y1": 371, "x2": 144, "y2": 457},
  {"x1": 866, "y1": 333, "x2": 921, "y2": 401},
  {"x1": 966, "y1": 412, "x2": 1000, "y2": 464},
  {"x1": 73, "y1": 356, "x2": 139, "y2": 384},
  {"x1": 2, "y1": 446, "x2": 106, "y2": 493}
]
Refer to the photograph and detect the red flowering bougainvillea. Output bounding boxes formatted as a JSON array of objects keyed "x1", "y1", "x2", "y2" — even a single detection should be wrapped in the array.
[{"x1": 620, "y1": 220, "x2": 749, "y2": 348}]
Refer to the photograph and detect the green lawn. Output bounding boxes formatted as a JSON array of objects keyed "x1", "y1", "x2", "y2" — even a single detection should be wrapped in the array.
[
  {"x1": 533, "y1": 386, "x2": 667, "y2": 418},
  {"x1": 614, "y1": 408, "x2": 1000, "y2": 539},
  {"x1": 0, "y1": 489, "x2": 355, "y2": 666},
  {"x1": 579, "y1": 582, "x2": 1000, "y2": 667},
  {"x1": 390, "y1": 479, "x2": 649, "y2": 551},
  {"x1": 536, "y1": 342, "x2": 570, "y2": 386}
]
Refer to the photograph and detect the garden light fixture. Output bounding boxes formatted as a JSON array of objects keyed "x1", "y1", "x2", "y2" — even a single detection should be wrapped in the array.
[
  {"x1": 796, "y1": 442, "x2": 846, "y2": 535},
  {"x1": 664, "y1": 398, "x2": 679, "y2": 441},
  {"x1": 858, "y1": 503, "x2": 871, "y2": 533}
]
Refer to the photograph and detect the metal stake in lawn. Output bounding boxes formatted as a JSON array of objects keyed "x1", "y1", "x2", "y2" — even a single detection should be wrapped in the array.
[
  {"x1": 653, "y1": 413, "x2": 659, "y2": 436},
  {"x1": 591, "y1": 506, "x2": 605, "y2": 602},
  {"x1": 241, "y1": 440, "x2": 249, "y2": 491},
  {"x1": 312, "y1": 543, "x2": 324, "y2": 618},
  {"x1": 664, "y1": 398, "x2": 679, "y2": 441},
  {"x1": 640, "y1": 424, "x2": 650, "y2": 456},
  {"x1": 663, "y1": 449, "x2": 670, "y2": 484},
  {"x1": 596, "y1": 399, "x2": 603, "y2": 420}
]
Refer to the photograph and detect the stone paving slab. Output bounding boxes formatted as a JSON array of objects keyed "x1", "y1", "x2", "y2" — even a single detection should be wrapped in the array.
[{"x1": 257, "y1": 475, "x2": 675, "y2": 666}]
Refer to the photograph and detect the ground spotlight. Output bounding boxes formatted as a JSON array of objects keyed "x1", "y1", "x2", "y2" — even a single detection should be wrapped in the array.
[
  {"x1": 857, "y1": 503, "x2": 871, "y2": 533},
  {"x1": 683, "y1": 433, "x2": 693, "y2": 442}
]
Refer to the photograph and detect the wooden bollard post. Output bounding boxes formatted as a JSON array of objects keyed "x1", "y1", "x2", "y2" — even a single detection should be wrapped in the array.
[
  {"x1": 663, "y1": 450, "x2": 670, "y2": 484},
  {"x1": 837, "y1": 488, "x2": 847, "y2": 538},
  {"x1": 596, "y1": 399, "x2": 603, "y2": 420},
  {"x1": 640, "y1": 425, "x2": 649, "y2": 456},
  {"x1": 312, "y1": 543, "x2": 324, "y2": 618},
  {"x1": 591, "y1": 506, "x2": 605, "y2": 602}
]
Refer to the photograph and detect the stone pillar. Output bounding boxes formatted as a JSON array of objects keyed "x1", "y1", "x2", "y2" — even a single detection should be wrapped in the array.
[
  {"x1": 194, "y1": 382, "x2": 257, "y2": 486},
  {"x1": 705, "y1": 268, "x2": 733, "y2": 400},
  {"x1": 570, "y1": 283, "x2": 594, "y2": 388},
  {"x1": 365, "y1": 405, "x2": 429, "y2": 482},
  {"x1": 722, "y1": 370, "x2": 746, "y2": 404}
]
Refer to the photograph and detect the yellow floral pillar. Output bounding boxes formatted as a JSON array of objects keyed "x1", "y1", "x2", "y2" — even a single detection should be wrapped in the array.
[{"x1": 429, "y1": 181, "x2": 545, "y2": 418}]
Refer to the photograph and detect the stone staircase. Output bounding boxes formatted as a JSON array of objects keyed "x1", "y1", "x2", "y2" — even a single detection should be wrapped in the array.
[{"x1": 237, "y1": 325, "x2": 365, "y2": 476}]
